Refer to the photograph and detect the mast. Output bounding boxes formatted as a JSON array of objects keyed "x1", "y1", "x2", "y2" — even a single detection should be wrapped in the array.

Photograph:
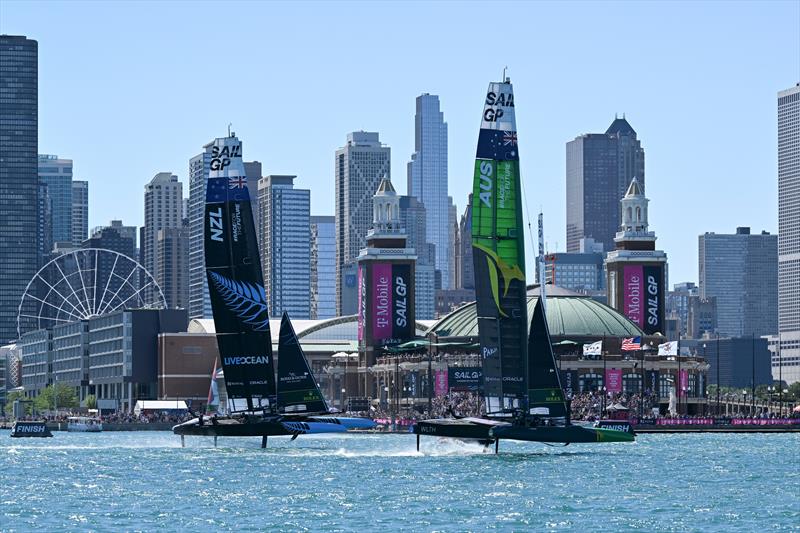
[
  {"x1": 204, "y1": 134, "x2": 276, "y2": 413},
  {"x1": 471, "y1": 78, "x2": 528, "y2": 415},
  {"x1": 538, "y1": 212, "x2": 546, "y2": 311}
]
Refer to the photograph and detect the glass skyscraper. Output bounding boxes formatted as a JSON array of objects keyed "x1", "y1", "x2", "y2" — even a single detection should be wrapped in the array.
[
  {"x1": 407, "y1": 94, "x2": 450, "y2": 288},
  {"x1": 257, "y1": 175, "x2": 311, "y2": 319},
  {"x1": 398, "y1": 195, "x2": 435, "y2": 319},
  {"x1": 71, "y1": 180, "x2": 89, "y2": 246},
  {"x1": 0, "y1": 35, "x2": 38, "y2": 344},
  {"x1": 310, "y1": 216, "x2": 336, "y2": 319},
  {"x1": 335, "y1": 131, "x2": 391, "y2": 315},
  {"x1": 566, "y1": 117, "x2": 645, "y2": 253},
  {"x1": 37, "y1": 155, "x2": 73, "y2": 245},
  {"x1": 699, "y1": 227, "x2": 778, "y2": 338}
]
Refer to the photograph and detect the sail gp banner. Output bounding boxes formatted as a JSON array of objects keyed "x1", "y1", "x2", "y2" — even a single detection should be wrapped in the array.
[
  {"x1": 371, "y1": 263, "x2": 412, "y2": 344},
  {"x1": 447, "y1": 367, "x2": 483, "y2": 391},
  {"x1": 622, "y1": 264, "x2": 662, "y2": 335}
]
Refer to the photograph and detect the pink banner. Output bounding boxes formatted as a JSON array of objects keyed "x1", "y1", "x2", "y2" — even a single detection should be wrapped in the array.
[
  {"x1": 434, "y1": 370, "x2": 448, "y2": 397},
  {"x1": 605, "y1": 368, "x2": 622, "y2": 393},
  {"x1": 623, "y1": 265, "x2": 644, "y2": 327},
  {"x1": 679, "y1": 369, "x2": 688, "y2": 397},
  {"x1": 357, "y1": 265, "x2": 364, "y2": 341},
  {"x1": 657, "y1": 418, "x2": 715, "y2": 426},
  {"x1": 731, "y1": 418, "x2": 800, "y2": 426},
  {"x1": 372, "y1": 263, "x2": 392, "y2": 339}
]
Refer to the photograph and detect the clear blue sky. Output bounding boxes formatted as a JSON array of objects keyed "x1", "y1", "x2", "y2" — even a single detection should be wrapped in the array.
[{"x1": 2, "y1": 0, "x2": 798, "y2": 284}]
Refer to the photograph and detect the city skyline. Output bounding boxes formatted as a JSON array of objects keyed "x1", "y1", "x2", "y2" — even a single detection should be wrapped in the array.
[{"x1": 0, "y1": 1, "x2": 798, "y2": 286}]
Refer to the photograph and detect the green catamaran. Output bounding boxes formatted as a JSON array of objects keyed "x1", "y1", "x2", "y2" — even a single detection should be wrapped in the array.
[{"x1": 413, "y1": 77, "x2": 634, "y2": 450}]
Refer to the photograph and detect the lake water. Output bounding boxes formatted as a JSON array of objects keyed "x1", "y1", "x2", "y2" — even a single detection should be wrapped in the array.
[{"x1": 1, "y1": 431, "x2": 797, "y2": 531}]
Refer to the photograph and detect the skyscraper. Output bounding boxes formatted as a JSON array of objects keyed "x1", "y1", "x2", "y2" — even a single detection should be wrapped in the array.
[
  {"x1": 257, "y1": 175, "x2": 311, "y2": 318},
  {"x1": 37, "y1": 155, "x2": 73, "y2": 245},
  {"x1": 37, "y1": 182, "x2": 52, "y2": 266},
  {"x1": 156, "y1": 227, "x2": 189, "y2": 310},
  {"x1": 777, "y1": 83, "x2": 800, "y2": 384},
  {"x1": 407, "y1": 94, "x2": 451, "y2": 288},
  {"x1": 698, "y1": 227, "x2": 778, "y2": 338},
  {"x1": 398, "y1": 195, "x2": 436, "y2": 319},
  {"x1": 457, "y1": 197, "x2": 474, "y2": 291},
  {"x1": 188, "y1": 143, "x2": 213, "y2": 319},
  {"x1": 71, "y1": 180, "x2": 89, "y2": 246},
  {"x1": 0, "y1": 35, "x2": 38, "y2": 344},
  {"x1": 566, "y1": 117, "x2": 645, "y2": 253},
  {"x1": 310, "y1": 216, "x2": 336, "y2": 320},
  {"x1": 335, "y1": 131, "x2": 391, "y2": 315},
  {"x1": 143, "y1": 172, "x2": 182, "y2": 305}
]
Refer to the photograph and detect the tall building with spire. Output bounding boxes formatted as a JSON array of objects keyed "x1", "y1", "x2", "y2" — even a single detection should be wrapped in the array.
[
  {"x1": 606, "y1": 178, "x2": 667, "y2": 335},
  {"x1": 566, "y1": 116, "x2": 645, "y2": 253},
  {"x1": 335, "y1": 131, "x2": 391, "y2": 315},
  {"x1": 778, "y1": 83, "x2": 800, "y2": 385},
  {"x1": 407, "y1": 94, "x2": 450, "y2": 288},
  {"x1": 0, "y1": 35, "x2": 38, "y2": 344}
]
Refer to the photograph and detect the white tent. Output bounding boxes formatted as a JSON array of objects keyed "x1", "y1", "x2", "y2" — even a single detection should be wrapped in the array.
[{"x1": 133, "y1": 400, "x2": 188, "y2": 415}]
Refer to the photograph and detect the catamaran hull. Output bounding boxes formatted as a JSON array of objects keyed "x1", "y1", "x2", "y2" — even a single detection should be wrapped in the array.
[
  {"x1": 490, "y1": 424, "x2": 635, "y2": 443},
  {"x1": 412, "y1": 418, "x2": 507, "y2": 441},
  {"x1": 172, "y1": 417, "x2": 347, "y2": 438},
  {"x1": 308, "y1": 416, "x2": 378, "y2": 430}
]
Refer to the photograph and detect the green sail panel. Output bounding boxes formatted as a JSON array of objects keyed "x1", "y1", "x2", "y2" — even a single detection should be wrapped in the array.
[{"x1": 471, "y1": 80, "x2": 528, "y2": 415}]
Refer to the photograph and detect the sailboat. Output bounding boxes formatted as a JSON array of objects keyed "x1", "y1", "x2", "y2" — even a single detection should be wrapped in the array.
[
  {"x1": 173, "y1": 133, "x2": 371, "y2": 447},
  {"x1": 412, "y1": 78, "x2": 634, "y2": 451}
]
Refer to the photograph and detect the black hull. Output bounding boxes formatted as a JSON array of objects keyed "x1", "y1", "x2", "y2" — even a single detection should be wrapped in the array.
[
  {"x1": 173, "y1": 416, "x2": 290, "y2": 437},
  {"x1": 412, "y1": 418, "x2": 507, "y2": 441},
  {"x1": 491, "y1": 424, "x2": 635, "y2": 443}
]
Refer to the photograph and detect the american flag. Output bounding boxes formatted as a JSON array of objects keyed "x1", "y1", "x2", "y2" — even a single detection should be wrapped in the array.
[
  {"x1": 228, "y1": 176, "x2": 247, "y2": 189},
  {"x1": 503, "y1": 131, "x2": 517, "y2": 146},
  {"x1": 621, "y1": 336, "x2": 642, "y2": 351}
]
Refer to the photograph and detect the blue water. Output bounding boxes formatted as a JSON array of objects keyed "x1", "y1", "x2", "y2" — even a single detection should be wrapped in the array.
[{"x1": 1, "y1": 431, "x2": 797, "y2": 532}]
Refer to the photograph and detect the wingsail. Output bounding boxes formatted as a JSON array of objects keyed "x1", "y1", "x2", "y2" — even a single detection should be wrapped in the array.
[
  {"x1": 471, "y1": 79, "x2": 528, "y2": 415},
  {"x1": 204, "y1": 135, "x2": 276, "y2": 413},
  {"x1": 526, "y1": 299, "x2": 568, "y2": 418}
]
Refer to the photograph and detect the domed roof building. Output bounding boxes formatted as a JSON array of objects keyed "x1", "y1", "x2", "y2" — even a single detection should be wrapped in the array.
[{"x1": 431, "y1": 285, "x2": 644, "y2": 342}]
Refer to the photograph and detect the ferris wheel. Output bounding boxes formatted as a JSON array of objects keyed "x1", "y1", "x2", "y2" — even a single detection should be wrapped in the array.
[{"x1": 17, "y1": 248, "x2": 166, "y2": 338}]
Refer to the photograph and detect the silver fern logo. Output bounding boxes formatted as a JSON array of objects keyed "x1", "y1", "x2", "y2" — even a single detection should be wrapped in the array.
[{"x1": 208, "y1": 271, "x2": 270, "y2": 331}]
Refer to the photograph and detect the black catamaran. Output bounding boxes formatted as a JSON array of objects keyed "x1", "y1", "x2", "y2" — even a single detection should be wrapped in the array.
[
  {"x1": 413, "y1": 78, "x2": 634, "y2": 450},
  {"x1": 173, "y1": 134, "x2": 372, "y2": 447}
]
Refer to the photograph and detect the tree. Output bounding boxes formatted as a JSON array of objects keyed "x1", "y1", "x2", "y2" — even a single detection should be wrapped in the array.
[
  {"x1": 3, "y1": 390, "x2": 30, "y2": 417},
  {"x1": 84, "y1": 394, "x2": 97, "y2": 410},
  {"x1": 788, "y1": 381, "x2": 800, "y2": 402},
  {"x1": 34, "y1": 383, "x2": 79, "y2": 412}
]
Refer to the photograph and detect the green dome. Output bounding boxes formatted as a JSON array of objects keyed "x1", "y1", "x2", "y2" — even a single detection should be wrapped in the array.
[{"x1": 430, "y1": 286, "x2": 645, "y2": 339}]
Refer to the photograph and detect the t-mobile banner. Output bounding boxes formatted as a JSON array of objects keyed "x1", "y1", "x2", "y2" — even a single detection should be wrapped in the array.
[
  {"x1": 605, "y1": 368, "x2": 622, "y2": 393},
  {"x1": 434, "y1": 370, "x2": 448, "y2": 396},
  {"x1": 642, "y1": 265, "x2": 662, "y2": 335},
  {"x1": 372, "y1": 263, "x2": 393, "y2": 339},
  {"x1": 357, "y1": 265, "x2": 365, "y2": 342},
  {"x1": 623, "y1": 265, "x2": 644, "y2": 328},
  {"x1": 679, "y1": 369, "x2": 688, "y2": 397}
]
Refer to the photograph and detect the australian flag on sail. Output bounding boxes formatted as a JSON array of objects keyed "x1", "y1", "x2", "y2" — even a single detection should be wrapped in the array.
[{"x1": 621, "y1": 336, "x2": 642, "y2": 351}]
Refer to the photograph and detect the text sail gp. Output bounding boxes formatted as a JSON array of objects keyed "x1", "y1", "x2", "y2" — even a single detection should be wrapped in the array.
[{"x1": 204, "y1": 133, "x2": 277, "y2": 413}]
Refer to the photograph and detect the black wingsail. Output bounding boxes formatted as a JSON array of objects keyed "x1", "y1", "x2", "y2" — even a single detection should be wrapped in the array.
[
  {"x1": 204, "y1": 134, "x2": 276, "y2": 413},
  {"x1": 527, "y1": 299, "x2": 568, "y2": 418},
  {"x1": 277, "y1": 313, "x2": 329, "y2": 414}
]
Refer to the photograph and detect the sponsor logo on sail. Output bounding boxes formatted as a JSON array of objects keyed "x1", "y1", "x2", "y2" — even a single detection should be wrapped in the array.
[{"x1": 224, "y1": 356, "x2": 269, "y2": 365}]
